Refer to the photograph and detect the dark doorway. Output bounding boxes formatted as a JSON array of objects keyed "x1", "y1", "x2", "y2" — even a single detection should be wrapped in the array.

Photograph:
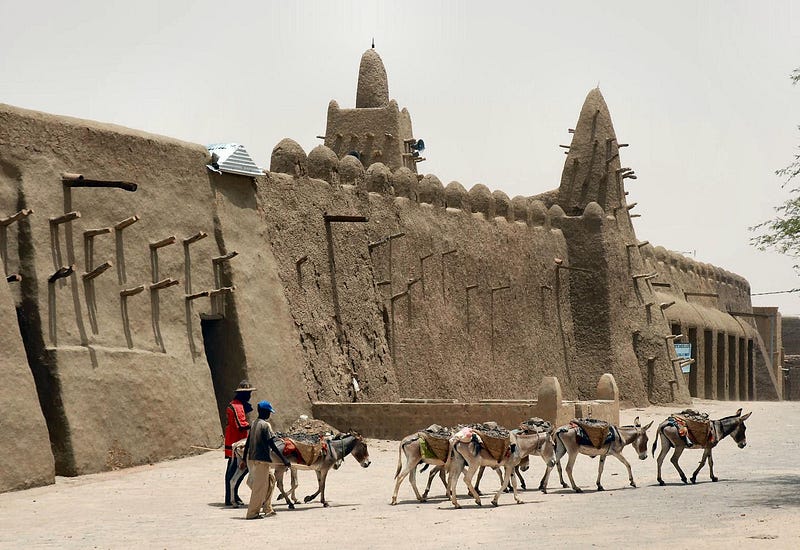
[
  {"x1": 716, "y1": 332, "x2": 726, "y2": 399},
  {"x1": 728, "y1": 335, "x2": 737, "y2": 399},
  {"x1": 747, "y1": 339, "x2": 755, "y2": 399},
  {"x1": 738, "y1": 338, "x2": 746, "y2": 400},
  {"x1": 201, "y1": 316, "x2": 246, "y2": 430},
  {"x1": 704, "y1": 330, "x2": 713, "y2": 398}
]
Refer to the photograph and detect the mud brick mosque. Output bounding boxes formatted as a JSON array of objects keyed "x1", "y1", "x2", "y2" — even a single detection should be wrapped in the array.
[{"x1": 0, "y1": 48, "x2": 782, "y2": 491}]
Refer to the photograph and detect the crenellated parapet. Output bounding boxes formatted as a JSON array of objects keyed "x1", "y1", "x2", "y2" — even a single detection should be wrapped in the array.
[
  {"x1": 639, "y1": 244, "x2": 752, "y2": 313},
  {"x1": 267, "y1": 137, "x2": 566, "y2": 231}
]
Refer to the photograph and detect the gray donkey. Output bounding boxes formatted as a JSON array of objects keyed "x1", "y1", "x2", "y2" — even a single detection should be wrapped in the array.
[{"x1": 652, "y1": 408, "x2": 751, "y2": 485}]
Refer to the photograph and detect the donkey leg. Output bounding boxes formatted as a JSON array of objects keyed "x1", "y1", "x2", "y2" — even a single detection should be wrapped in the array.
[
  {"x1": 690, "y1": 448, "x2": 710, "y2": 484},
  {"x1": 474, "y1": 465, "x2": 486, "y2": 496},
  {"x1": 289, "y1": 468, "x2": 300, "y2": 504},
  {"x1": 421, "y1": 465, "x2": 439, "y2": 501},
  {"x1": 670, "y1": 445, "x2": 688, "y2": 483},
  {"x1": 554, "y1": 435, "x2": 569, "y2": 488},
  {"x1": 494, "y1": 468, "x2": 506, "y2": 493},
  {"x1": 493, "y1": 464, "x2": 520, "y2": 506},
  {"x1": 612, "y1": 451, "x2": 636, "y2": 488},
  {"x1": 516, "y1": 465, "x2": 527, "y2": 491},
  {"x1": 492, "y1": 465, "x2": 511, "y2": 506},
  {"x1": 462, "y1": 463, "x2": 483, "y2": 506},
  {"x1": 304, "y1": 471, "x2": 322, "y2": 503},
  {"x1": 708, "y1": 450, "x2": 718, "y2": 482},
  {"x1": 447, "y1": 451, "x2": 465, "y2": 508},
  {"x1": 565, "y1": 452, "x2": 582, "y2": 493},
  {"x1": 596, "y1": 455, "x2": 607, "y2": 491},
  {"x1": 433, "y1": 466, "x2": 447, "y2": 498},
  {"x1": 439, "y1": 465, "x2": 448, "y2": 494},
  {"x1": 408, "y1": 459, "x2": 425, "y2": 502},
  {"x1": 274, "y1": 467, "x2": 295, "y2": 509},
  {"x1": 510, "y1": 465, "x2": 523, "y2": 503},
  {"x1": 318, "y1": 468, "x2": 330, "y2": 507},
  {"x1": 538, "y1": 467, "x2": 550, "y2": 493},
  {"x1": 655, "y1": 435, "x2": 671, "y2": 486},
  {"x1": 557, "y1": 459, "x2": 568, "y2": 489},
  {"x1": 391, "y1": 456, "x2": 417, "y2": 505}
]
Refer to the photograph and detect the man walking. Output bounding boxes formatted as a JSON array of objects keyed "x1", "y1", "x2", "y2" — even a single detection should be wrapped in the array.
[
  {"x1": 224, "y1": 380, "x2": 255, "y2": 506},
  {"x1": 243, "y1": 400, "x2": 290, "y2": 519}
]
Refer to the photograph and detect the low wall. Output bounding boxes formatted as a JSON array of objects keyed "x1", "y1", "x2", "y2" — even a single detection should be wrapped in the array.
[{"x1": 312, "y1": 374, "x2": 620, "y2": 439}]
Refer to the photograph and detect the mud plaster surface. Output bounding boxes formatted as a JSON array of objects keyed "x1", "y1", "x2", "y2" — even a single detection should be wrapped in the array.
[{"x1": 1, "y1": 400, "x2": 797, "y2": 549}]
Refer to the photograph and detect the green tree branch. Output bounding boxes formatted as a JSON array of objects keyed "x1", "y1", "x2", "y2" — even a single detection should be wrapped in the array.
[{"x1": 749, "y1": 68, "x2": 800, "y2": 266}]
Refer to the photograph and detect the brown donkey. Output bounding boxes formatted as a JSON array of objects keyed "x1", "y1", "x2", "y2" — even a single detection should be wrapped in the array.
[
  {"x1": 652, "y1": 408, "x2": 751, "y2": 485},
  {"x1": 447, "y1": 431, "x2": 556, "y2": 508},
  {"x1": 391, "y1": 433, "x2": 450, "y2": 505}
]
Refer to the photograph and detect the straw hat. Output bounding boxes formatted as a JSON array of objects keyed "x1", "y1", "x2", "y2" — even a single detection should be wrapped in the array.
[{"x1": 235, "y1": 380, "x2": 256, "y2": 392}]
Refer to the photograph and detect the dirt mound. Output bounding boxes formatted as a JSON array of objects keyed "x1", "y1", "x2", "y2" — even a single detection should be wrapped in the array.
[
  {"x1": 286, "y1": 416, "x2": 340, "y2": 436},
  {"x1": 519, "y1": 417, "x2": 552, "y2": 434}
]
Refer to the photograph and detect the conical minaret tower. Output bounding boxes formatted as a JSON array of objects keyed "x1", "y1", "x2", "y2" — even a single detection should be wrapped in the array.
[
  {"x1": 356, "y1": 48, "x2": 389, "y2": 108},
  {"x1": 557, "y1": 89, "x2": 629, "y2": 217}
]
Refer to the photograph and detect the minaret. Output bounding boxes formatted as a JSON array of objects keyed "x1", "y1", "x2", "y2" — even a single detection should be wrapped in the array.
[
  {"x1": 557, "y1": 88, "x2": 627, "y2": 216},
  {"x1": 356, "y1": 48, "x2": 389, "y2": 108},
  {"x1": 324, "y1": 48, "x2": 418, "y2": 172}
]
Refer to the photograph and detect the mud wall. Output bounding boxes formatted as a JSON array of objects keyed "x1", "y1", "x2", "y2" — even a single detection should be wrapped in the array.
[
  {"x1": 0, "y1": 263, "x2": 54, "y2": 491},
  {"x1": 636, "y1": 244, "x2": 779, "y2": 400},
  {"x1": 0, "y1": 104, "x2": 223, "y2": 477},
  {"x1": 257, "y1": 161, "x2": 586, "y2": 404},
  {"x1": 206, "y1": 172, "x2": 310, "y2": 426}
]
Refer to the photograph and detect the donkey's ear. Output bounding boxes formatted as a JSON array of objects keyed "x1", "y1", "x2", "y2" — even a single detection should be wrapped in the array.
[
  {"x1": 740, "y1": 412, "x2": 752, "y2": 422},
  {"x1": 643, "y1": 420, "x2": 654, "y2": 431},
  {"x1": 735, "y1": 408, "x2": 742, "y2": 416},
  {"x1": 634, "y1": 416, "x2": 640, "y2": 427}
]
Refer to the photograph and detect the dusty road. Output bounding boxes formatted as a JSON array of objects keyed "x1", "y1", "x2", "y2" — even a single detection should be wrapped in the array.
[{"x1": 1, "y1": 400, "x2": 798, "y2": 549}]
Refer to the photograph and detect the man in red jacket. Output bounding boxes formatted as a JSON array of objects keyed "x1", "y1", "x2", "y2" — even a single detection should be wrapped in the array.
[{"x1": 224, "y1": 380, "x2": 255, "y2": 506}]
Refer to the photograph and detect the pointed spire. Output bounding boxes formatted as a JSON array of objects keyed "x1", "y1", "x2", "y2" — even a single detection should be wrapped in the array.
[
  {"x1": 356, "y1": 48, "x2": 389, "y2": 108},
  {"x1": 557, "y1": 88, "x2": 626, "y2": 215}
]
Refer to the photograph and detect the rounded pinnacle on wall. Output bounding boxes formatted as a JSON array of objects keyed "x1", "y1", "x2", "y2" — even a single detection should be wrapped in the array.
[
  {"x1": 557, "y1": 88, "x2": 625, "y2": 216},
  {"x1": 356, "y1": 48, "x2": 389, "y2": 108}
]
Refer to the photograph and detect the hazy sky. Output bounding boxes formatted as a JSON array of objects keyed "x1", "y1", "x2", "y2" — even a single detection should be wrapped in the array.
[{"x1": 2, "y1": 1, "x2": 798, "y2": 313}]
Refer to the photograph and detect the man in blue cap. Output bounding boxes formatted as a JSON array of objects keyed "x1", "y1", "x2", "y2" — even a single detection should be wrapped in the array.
[{"x1": 242, "y1": 400, "x2": 290, "y2": 519}]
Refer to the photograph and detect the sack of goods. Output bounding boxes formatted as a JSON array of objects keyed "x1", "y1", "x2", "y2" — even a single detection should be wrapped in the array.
[{"x1": 460, "y1": 422, "x2": 511, "y2": 461}]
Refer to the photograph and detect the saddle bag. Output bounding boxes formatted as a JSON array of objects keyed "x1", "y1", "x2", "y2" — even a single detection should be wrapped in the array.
[
  {"x1": 571, "y1": 418, "x2": 611, "y2": 449},
  {"x1": 419, "y1": 432, "x2": 450, "y2": 462},
  {"x1": 673, "y1": 414, "x2": 711, "y2": 446}
]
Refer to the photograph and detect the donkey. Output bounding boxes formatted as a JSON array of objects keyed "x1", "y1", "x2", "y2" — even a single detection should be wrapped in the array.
[
  {"x1": 391, "y1": 432, "x2": 450, "y2": 505},
  {"x1": 543, "y1": 417, "x2": 652, "y2": 493},
  {"x1": 270, "y1": 433, "x2": 370, "y2": 508},
  {"x1": 447, "y1": 431, "x2": 556, "y2": 508},
  {"x1": 474, "y1": 429, "x2": 555, "y2": 494},
  {"x1": 652, "y1": 408, "x2": 752, "y2": 485}
]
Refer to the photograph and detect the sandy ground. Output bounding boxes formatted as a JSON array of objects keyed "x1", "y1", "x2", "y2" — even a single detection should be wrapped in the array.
[{"x1": 1, "y1": 400, "x2": 799, "y2": 549}]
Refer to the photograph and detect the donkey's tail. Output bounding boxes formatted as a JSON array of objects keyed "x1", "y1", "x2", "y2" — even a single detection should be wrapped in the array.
[
  {"x1": 651, "y1": 425, "x2": 664, "y2": 458},
  {"x1": 394, "y1": 441, "x2": 405, "y2": 479}
]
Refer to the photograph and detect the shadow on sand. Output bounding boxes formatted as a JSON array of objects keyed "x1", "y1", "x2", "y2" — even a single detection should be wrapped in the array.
[{"x1": 731, "y1": 474, "x2": 800, "y2": 509}]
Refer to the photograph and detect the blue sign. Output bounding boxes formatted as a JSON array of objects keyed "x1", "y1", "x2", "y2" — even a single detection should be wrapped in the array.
[{"x1": 674, "y1": 343, "x2": 692, "y2": 373}]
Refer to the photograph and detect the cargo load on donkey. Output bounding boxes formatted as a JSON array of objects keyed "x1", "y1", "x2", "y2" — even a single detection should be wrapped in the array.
[
  {"x1": 669, "y1": 409, "x2": 712, "y2": 446},
  {"x1": 569, "y1": 418, "x2": 613, "y2": 448},
  {"x1": 418, "y1": 424, "x2": 451, "y2": 462},
  {"x1": 276, "y1": 432, "x2": 326, "y2": 466},
  {"x1": 460, "y1": 422, "x2": 512, "y2": 461}
]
